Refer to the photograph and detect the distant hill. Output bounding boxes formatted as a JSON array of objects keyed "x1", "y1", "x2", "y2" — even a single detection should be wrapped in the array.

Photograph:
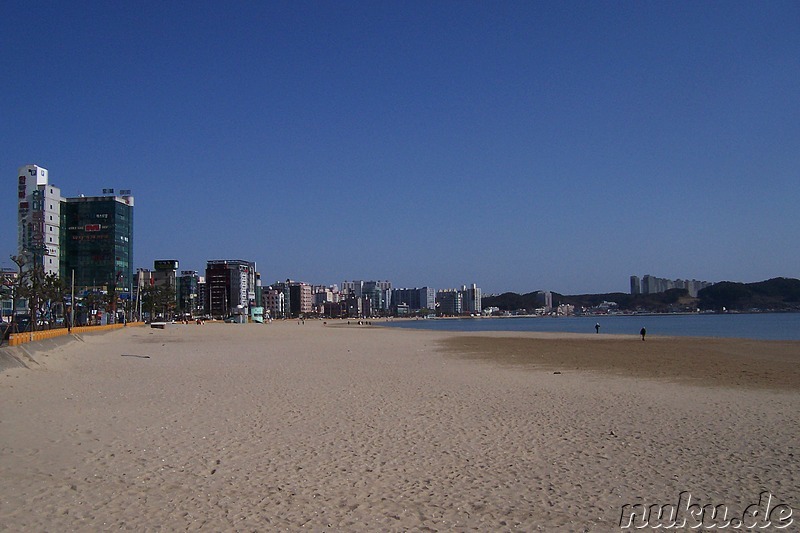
[
  {"x1": 557, "y1": 289, "x2": 694, "y2": 312},
  {"x1": 697, "y1": 277, "x2": 800, "y2": 311},
  {"x1": 482, "y1": 289, "x2": 694, "y2": 313},
  {"x1": 482, "y1": 278, "x2": 800, "y2": 313}
]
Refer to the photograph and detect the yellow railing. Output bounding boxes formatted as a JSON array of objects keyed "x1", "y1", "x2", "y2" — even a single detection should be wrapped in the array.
[{"x1": 7, "y1": 322, "x2": 145, "y2": 347}]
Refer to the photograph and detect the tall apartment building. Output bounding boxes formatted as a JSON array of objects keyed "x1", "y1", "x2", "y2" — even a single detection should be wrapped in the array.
[
  {"x1": 196, "y1": 278, "x2": 207, "y2": 313},
  {"x1": 288, "y1": 281, "x2": 312, "y2": 318},
  {"x1": 262, "y1": 280, "x2": 312, "y2": 318},
  {"x1": 342, "y1": 280, "x2": 392, "y2": 315},
  {"x1": 134, "y1": 267, "x2": 152, "y2": 299},
  {"x1": 14, "y1": 164, "x2": 135, "y2": 322},
  {"x1": 461, "y1": 283, "x2": 482, "y2": 315},
  {"x1": 391, "y1": 287, "x2": 436, "y2": 313},
  {"x1": 343, "y1": 292, "x2": 364, "y2": 317},
  {"x1": 312, "y1": 285, "x2": 339, "y2": 312},
  {"x1": 61, "y1": 194, "x2": 134, "y2": 293},
  {"x1": 436, "y1": 283, "x2": 483, "y2": 316},
  {"x1": 151, "y1": 260, "x2": 178, "y2": 289},
  {"x1": 17, "y1": 165, "x2": 62, "y2": 277},
  {"x1": 630, "y1": 276, "x2": 641, "y2": 295},
  {"x1": 534, "y1": 290, "x2": 553, "y2": 311},
  {"x1": 436, "y1": 289, "x2": 463, "y2": 315},
  {"x1": 205, "y1": 260, "x2": 257, "y2": 317},
  {"x1": 261, "y1": 286, "x2": 285, "y2": 318},
  {"x1": 141, "y1": 260, "x2": 179, "y2": 313},
  {"x1": 178, "y1": 270, "x2": 201, "y2": 314},
  {"x1": 633, "y1": 274, "x2": 712, "y2": 298},
  {"x1": 341, "y1": 280, "x2": 392, "y2": 295}
]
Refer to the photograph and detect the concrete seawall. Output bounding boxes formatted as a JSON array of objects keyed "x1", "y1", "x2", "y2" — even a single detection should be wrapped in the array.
[
  {"x1": 5, "y1": 322, "x2": 145, "y2": 347},
  {"x1": 1, "y1": 322, "x2": 145, "y2": 372}
]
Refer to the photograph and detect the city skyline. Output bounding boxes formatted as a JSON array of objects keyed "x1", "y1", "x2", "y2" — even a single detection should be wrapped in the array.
[
  {"x1": 8, "y1": 162, "x2": 779, "y2": 297},
  {"x1": 3, "y1": 3, "x2": 798, "y2": 294}
]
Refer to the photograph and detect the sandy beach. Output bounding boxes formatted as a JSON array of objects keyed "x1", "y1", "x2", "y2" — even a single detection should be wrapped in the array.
[{"x1": 1, "y1": 321, "x2": 797, "y2": 531}]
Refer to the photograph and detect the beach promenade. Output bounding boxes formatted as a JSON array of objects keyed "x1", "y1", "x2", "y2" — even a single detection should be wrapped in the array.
[{"x1": 1, "y1": 321, "x2": 797, "y2": 530}]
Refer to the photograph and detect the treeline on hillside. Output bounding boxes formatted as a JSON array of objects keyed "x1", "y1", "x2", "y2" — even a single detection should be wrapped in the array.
[
  {"x1": 557, "y1": 289, "x2": 691, "y2": 312},
  {"x1": 696, "y1": 277, "x2": 800, "y2": 311},
  {"x1": 483, "y1": 278, "x2": 800, "y2": 313},
  {"x1": 483, "y1": 289, "x2": 691, "y2": 313}
]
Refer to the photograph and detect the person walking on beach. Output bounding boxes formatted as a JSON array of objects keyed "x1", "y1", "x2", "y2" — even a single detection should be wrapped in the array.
[
  {"x1": 595, "y1": 322, "x2": 600, "y2": 334},
  {"x1": 640, "y1": 327, "x2": 646, "y2": 341}
]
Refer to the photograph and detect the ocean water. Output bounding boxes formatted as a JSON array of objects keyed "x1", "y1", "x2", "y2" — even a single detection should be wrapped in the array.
[{"x1": 381, "y1": 313, "x2": 800, "y2": 341}]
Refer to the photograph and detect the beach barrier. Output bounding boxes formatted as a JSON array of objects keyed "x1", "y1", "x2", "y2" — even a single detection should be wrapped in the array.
[{"x1": 7, "y1": 322, "x2": 145, "y2": 347}]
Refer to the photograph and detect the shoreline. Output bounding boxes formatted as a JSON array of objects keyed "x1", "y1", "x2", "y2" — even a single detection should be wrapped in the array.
[
  {"x1": 387, "y1": 309, "x2": 800, "y2": 319},
  {"x1": 376, "y1": 313, "x2": 800, "y2": 341}
]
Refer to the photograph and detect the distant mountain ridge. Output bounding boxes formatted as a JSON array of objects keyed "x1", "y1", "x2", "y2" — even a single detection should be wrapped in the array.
[
  {"x1": 696, "y1": 277, "x2": 800, "y2": 311},
  {"x1": 482, "y1": 278, "x2": 800, "y2": 312}
]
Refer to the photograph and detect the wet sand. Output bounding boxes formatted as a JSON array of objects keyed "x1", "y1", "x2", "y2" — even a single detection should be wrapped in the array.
[
  {"x1": 0, "y1": 321, "x2": 797, "y2": 530},
  {"x1": 441, "y1": 333, "x2": 800, "y2": 390}
]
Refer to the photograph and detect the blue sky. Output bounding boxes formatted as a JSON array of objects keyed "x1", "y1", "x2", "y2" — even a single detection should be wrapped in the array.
[{"x1": 2, "y1": 1, "x2": 798, "y2": 294}]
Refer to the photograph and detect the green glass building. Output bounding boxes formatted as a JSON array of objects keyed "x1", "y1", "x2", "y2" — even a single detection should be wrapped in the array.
[{"x1": 61, "y1": 195, "x2": 134, "y2": 294}]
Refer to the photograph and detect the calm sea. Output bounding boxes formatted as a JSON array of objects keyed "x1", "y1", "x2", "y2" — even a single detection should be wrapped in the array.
[{"x1": 381, "y1": 313, "x2": 800, "y2": 341}]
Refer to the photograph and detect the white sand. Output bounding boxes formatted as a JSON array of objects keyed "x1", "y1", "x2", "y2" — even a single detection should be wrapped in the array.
[{"x1": 0, "y1": 321, "x2": 797, "y2": 531}]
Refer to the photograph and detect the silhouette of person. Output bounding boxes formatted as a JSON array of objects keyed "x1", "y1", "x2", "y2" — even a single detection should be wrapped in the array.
[
  {"x1": 640, "y1": 327, "x2": 647, "y2": 341},
  {"x1": 595, "y1": 323, "x2": 600, "y2": 334}
]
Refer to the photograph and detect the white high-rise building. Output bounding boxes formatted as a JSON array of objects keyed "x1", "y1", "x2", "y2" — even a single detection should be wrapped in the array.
[
  {"x1": 17, "y1": 164, "x2": 62, "y2": 276},
  {"x1": 461, "y1": 283, "x2": 482, "y2": 314}
]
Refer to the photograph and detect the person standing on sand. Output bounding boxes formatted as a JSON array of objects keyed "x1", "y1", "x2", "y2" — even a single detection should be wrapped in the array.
[
  {"x1": 595, "y1": 323, "x2": 600, "y2": 334},
  {"x1": 640, "y1": 327, "x2": 646, "y2": 341}
]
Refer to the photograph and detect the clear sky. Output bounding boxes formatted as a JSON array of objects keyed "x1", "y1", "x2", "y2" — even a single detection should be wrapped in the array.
[{"x1": 2, "y1": 1, "x2": 798, "y2": 295}]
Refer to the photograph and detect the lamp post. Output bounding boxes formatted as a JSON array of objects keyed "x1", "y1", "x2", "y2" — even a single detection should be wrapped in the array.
[{"x1": 70, "y1": 269, "x2": 74, "y2": 332}]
